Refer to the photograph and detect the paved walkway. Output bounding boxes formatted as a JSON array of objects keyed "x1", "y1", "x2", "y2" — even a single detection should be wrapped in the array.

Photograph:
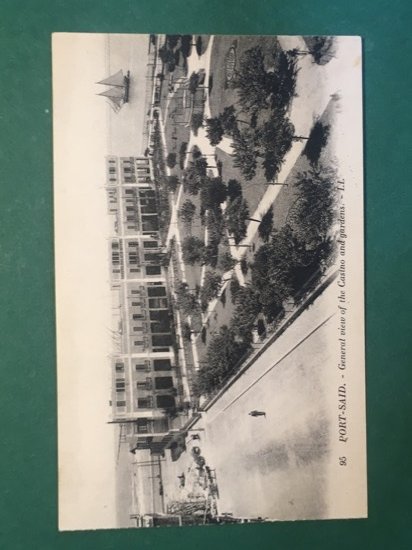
[
  {"x1": 159, "y1": 36, "x2": 218, "y2": 371},
  {"x1": 195, "y1": 281, "x2": 362, "y2": 520}
]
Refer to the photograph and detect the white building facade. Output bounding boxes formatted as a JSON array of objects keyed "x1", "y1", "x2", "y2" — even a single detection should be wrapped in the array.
[{"x1": 106, "y1": 156, "x2": 186, "y2": 453}]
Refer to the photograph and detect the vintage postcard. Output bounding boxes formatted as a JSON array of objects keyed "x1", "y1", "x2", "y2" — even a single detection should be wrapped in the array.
[{"x1": 53, "y1": 32, "x2": 366, "y2": 530}]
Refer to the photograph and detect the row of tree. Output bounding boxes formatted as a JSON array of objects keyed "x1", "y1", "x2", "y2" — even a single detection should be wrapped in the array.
[
  {"x1": 291, "y1": 36, "x2": 336, "y2": 66},
  {"x1": 204, "y1": 44, "x2": 302, "y2": 182},
  {"x1": 207, "y1": 106, "x2": 307, "y2": 182},
  {"x1": 181, "y1": 150, "x2": 229, "y2": 276},
  {"x1": 232, "y1": 44, "x2": 298, "y2": 115},
  {"x1": 200, "y1": 272, "x2": 223, "y2": 311},
  {"x1": 194, "y1": 164, "x2": 338, "y2": 397},
  {"x1": 150, "y1": 118, "x2": 171, "y2": 234},
  {"x1": 158, "y1": 35, "x2": 194, "y2": 72},
  {"x1": 180, "y1": 197, "x2": 274, "y2": 261},
  {"x1": 193, "y1": 325, "x2": 251, "y2": 396}
]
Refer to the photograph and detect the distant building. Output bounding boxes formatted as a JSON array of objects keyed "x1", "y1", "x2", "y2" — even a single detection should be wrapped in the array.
[
  {"x1": 106, "y1": 156, "x2": 188, "y2": 454},
  {"x1": 106, "y1": 155, "x2": 151, "y2": 185},
  {"x1": 130, "y1": 513, "x2": 182, "y2": 528}
]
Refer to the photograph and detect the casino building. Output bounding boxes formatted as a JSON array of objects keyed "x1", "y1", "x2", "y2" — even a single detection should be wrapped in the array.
[{"x1": 105, "y1": 156, "x2": 190, "y2": 454}]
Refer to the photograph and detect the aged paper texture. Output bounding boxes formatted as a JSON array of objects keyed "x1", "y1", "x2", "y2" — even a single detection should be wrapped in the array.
[{"x1": 53, "y1": 33, "x2": 366, "y2": 530}]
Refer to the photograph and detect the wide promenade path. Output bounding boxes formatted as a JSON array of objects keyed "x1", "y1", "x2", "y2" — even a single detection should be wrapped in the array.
[{"x1": 199, "y1": 281, "x2": 340, "y2": 520}]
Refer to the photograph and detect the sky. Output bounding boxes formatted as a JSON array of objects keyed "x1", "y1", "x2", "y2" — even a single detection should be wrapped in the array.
[{"x1": 52, "y1": 32, "x2": 149, "y2": 531}]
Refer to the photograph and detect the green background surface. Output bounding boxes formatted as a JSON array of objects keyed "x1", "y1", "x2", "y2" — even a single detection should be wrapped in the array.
[{"x1": 1, "y1": 0, "x2": 411, "y2": 548}]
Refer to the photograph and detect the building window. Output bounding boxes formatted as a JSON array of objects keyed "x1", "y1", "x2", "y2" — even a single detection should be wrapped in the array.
[
  {"x1": 146, "y1": 266, "x2": 161, "y2": 276},
  {"x1": 116, "y1": 400, "x2": 126, "y2": 407},
  {"x1": 149, "y1": 297, "x2": 168, "y2": 309},
  {"x1": 115, "y1": 363, "x2": 124, "y2": 373},
  {"x1": 137, "y1": 378, "x2": 152, "y2": 391},
  {"x1": 154, "y1": 376, "x2": 174, "y2": 390},
  {"x1": 128, "y1": 253, "x2": 139, "y2": 265},
  {"x1": 143, "y1": 241, "x2": 158, "y2": 249},
  {"x1": 139, "y1": 190, "x2": 155, "y2": 198},
  {"x1": 137, "y1": 397, "x2": 153, "y2": 409},
  {"x1": 156, "y1": 395, "x2": 175, "y2": 409},
  {"x1": 134, "y1": 340, "x2": 144, "y2": 347},
  {"x1": 153, "y1": 347, "x2": 170, "y2": 353},
  {"x1": 134, "y1": 418, "x2": 150, "y2": 434},
  {"x1": 135, "y1": 363, "x2": 150, "y2": 372},
  {"x1": 148, "y1": 287, "x2": 166, "y2": 297},
  {"x1": 152, "y1": 334, "x2": 173, "y2": 347},
  {"x1": 153, "y1": 359, "x2": 172, "y2": 371},
  {"x1": 144, "y1": 253, "x2": 161, "y2": 263},
  {"x1": 142, "y1": 216, "x2": 159, "y2": 232},
  {"x1": 116, "y1": 380, "x2": 125, "y2": 392},
  {"x1": 150, "y1": 310, "x2": 171, "y2": 332},
  {"x1": 141, "y1": 201, "x2": 157, "y2": 214}
]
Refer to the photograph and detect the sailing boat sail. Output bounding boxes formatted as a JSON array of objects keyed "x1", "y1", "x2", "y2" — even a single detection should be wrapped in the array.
[
  {"x1": 98, "y1": 87, "x2": 125, "y2": 99},
  {"x1": 97, "y1": 69, "x2": 130, "y2": 112},
  {"x1": 97, "y1": 70, "x2": 125, "y2": 87}
]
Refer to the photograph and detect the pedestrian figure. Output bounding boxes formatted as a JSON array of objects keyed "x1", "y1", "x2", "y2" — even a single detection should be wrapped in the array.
[
  {"x1": 177, "y1": 473, "x2": 185, "y2": 487},
  {"x1": 249, "y1": 410, "x2": 266, "y2": 418}
]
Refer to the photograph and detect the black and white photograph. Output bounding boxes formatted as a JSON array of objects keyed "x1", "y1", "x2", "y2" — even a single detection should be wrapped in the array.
[{"x1": 53, "y1": 32, "x2": 366, "y2": 531}]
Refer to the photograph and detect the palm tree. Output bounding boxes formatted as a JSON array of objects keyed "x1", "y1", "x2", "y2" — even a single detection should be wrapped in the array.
[
  {"x1": 182, "y1": 236, "x2": 206, "y2": 265},
  {"x1": 224, "y1": 197, "x2": 250, "y2": 244},
  {"x1": 178, "y1": 199, "x2": 196, "y2": 223}
]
